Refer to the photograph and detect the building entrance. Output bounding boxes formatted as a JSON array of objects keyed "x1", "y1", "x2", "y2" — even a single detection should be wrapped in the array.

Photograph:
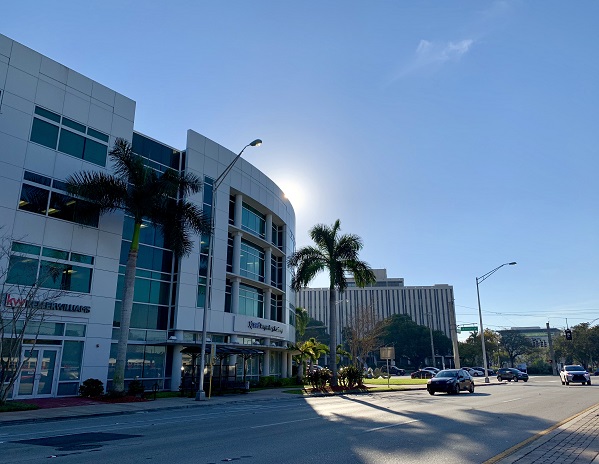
[{"x1": 15, "y1": 346, "x2": 61, "y2": 398}]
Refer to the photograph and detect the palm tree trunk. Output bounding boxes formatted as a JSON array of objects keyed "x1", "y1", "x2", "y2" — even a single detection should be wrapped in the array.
[
  {"x1": 329, "y1": 286, "x2": 338, "y2": 386},
  {"x1": 113, "y1": 222, "x2": 141, "y2": 393}
]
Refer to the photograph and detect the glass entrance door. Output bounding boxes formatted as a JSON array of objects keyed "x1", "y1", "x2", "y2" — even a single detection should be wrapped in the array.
[{"x1": 16, "y1": 347, "x2": 60, "y2": 398}]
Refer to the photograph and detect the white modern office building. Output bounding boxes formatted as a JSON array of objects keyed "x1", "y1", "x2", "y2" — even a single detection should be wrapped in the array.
[
  {"x1": 298, "y1": 269, "x2": 455, "y2": 348},
  {"x1": 0, "y1": 34, "x2": 296, "y2": 399}
]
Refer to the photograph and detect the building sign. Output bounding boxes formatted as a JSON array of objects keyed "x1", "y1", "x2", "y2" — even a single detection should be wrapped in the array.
[
  {"x1": 247, "y1": 320, "x2": 283, "y2": 334},
  {"x1": 2, "y1": 293, "x2": 91, "y2": 314},
  {"x1": 380, "y1": 347, "x2": 395, "y2": 360}
]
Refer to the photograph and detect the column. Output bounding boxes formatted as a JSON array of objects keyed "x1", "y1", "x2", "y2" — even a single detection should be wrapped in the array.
[
  {"x1": 170, "y1": 345, "x2": 184, "y2": 392},
  {"x1": 282, "y1": 349, "x2": 288, "y2": 378},
  {"x1": 262, "y1": 337, "x2": 271, "y2": 376},
  {"x1": 264, "y1": 247, "x2": 272, "y2": 287},
  {"x1": 234, "y1": 194, "x2": 243, "y2": 228},
  {"x1": 232, "y1": 231, "x2": 242, "y2": 274},
  {"x1": 266, "y1": 214, "x2": 273, "y2": 244},
  {"x1": 287, "y1": 352, "x2": 293, "y2": 378},
  {"x1": 231, "y1": 277, "x2": 241, "y2": 314}
]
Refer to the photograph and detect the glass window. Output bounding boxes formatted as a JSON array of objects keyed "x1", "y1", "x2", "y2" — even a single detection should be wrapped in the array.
[
  {"x1": 197, "y1": 282, "x2": 206, "y2": 308},
  {"x1": 239, "y1": 284, "x2": 264, "y2": 318},
  {"x1": 62, "y1": 117, "x2": 86, "y2": 133},
  {"x1": 39, "y1": 261, "x2": 92, "y2": 293},
  {"x1": 87, "y1": 127, "x2": 109, "y2": 143},
  {"x1": 30, "y1": 118, "x2": 59, "y2": 149},
  {"x1": 241, "y1": 203, "x2": 266, "y2": 238},
  {"x1": 6, "y1": 255, "x2": 39, "y2": 286},
  {"x1": 35, "y1": 106, "x2": 61, "y2": 122},
  {"x1": 19, "y1": 184, "x2": 50, "y2": 214},
  {"x1": 65, "y1": 265, "x2": 93, "y2": 293},
  {"x1": 124, "y1": 345, "x2": 144, "y2": 378},
  {"x1": 240, "y1": 240, "x2": 264, "y2": 282},
  {"x1": 58, "y1": 129, "x2": 85, "y2": 159},
  {"x1": 83, "y1": 138, "x2": 108, "y2": 166},
  {"x1": 143, "y1": 346, "x2": 165, "y2": 378},
  {"x1": 11, "y1": 242, "x2": 41, "y2": 255},
  {"x1": 24, "y1": 171, "x2": 52, "y2": 186},
  {"x1": 65, "y1": 324, "x2": 86, "y2": 337},
  {"x1": 38, "y1": 261, "x2": 68, "y2": 289},
  {"x1": 42, "y1": 247, "x2": 69, "y2": 260},
  {"x1": 59, "y1": 340, "x2": 84, "y2": 381},
  {"x1": 70, "y1": 253, "x2": 94, "y2": 265}
]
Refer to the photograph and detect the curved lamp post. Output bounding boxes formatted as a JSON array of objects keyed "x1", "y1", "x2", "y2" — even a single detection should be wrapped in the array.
[
  {"x1": 476, "y1": 262, "x2": 516, "y2": 383},
  {"x1": 196, "y1": 139, "x2": 262, "y2": 401}
]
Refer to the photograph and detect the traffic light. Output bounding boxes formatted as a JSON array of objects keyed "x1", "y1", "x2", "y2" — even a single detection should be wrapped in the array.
[{"x1": 565, "y1": 329, "x2": 572, "y2": 341}]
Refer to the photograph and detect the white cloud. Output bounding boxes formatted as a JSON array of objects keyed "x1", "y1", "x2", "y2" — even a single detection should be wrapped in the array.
[{"x1": 389, "y1": 38, "x2": 475, "y2": 82}]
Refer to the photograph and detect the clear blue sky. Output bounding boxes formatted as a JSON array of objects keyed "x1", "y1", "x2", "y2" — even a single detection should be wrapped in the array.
[{"x1": 4, "y1": 2, "x2": 598, "y2": 336}]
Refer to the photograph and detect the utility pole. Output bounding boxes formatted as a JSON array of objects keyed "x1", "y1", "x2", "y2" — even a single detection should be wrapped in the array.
[
  {"x1": 449, "y1": 299, "x2": 461, "y2": 369},
  {"x1": 546, "y1": 321, "x2": 557, "y2": 376},
  {"x1": 427, "y1": 312, "x2": 435, "y2": 368}
]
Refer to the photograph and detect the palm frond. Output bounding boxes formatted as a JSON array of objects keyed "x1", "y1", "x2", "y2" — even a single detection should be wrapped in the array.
[{"x1": 66, "y1": 171, "x2": 128, "y2": 212}]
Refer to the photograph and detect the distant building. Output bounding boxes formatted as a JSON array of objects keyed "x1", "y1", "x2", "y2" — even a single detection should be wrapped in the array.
[
  {"x1": 298, "y1": 269, "x2": 455, "y2": 346},
  {"x1": 500, "y1": 327, "x2": 562, "y2": 348}
]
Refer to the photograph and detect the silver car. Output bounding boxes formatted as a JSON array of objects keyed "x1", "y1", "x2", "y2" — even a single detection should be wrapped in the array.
[{"x1": 560, "y1": 365, "x2": 591, "y2": 385}]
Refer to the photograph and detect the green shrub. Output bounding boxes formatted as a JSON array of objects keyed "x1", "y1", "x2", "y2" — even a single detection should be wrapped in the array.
[
  {"x1": 305, "y1": 368, "x2": 332, "y2": 389},
  {"x1": 79, "y1": 378, "x2": 104, "y2": 398},
  {"x1": 280, "y1": 377, "x2": 296, "y2": 387},
  {"x1": 339, "y1": 365, "x2": 364, "y2": 389},
  {"x1": 127, "y1": 379, "x2": 145, "y2": 396}
]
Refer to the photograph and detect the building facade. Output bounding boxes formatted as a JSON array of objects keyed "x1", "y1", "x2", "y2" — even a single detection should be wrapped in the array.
[
  {"x1": 0, "y1": 34, "x2": 296, "y2": 399},
  {"x1": 298, "y1": 269, "x2": 455, "y2": 351}
]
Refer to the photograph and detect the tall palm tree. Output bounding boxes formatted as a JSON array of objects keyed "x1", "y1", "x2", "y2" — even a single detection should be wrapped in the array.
[
  {"x1": 66, "y1": 138, "x2": 211, "y2": 392},
  {"x1": 288, "y1": 219, "x2": 375, "y2": 386}
]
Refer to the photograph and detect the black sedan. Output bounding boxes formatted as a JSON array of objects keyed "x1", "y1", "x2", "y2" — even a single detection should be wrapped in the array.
[
  {"x1": 497, "y1": 368, "x2": 529, "y2": 382},
  {"x1": 411, "y1": 369, "x2": 435, "y2": 379},
  {"x1": 427, "y1": 369, "x2": 474, "y2": 395},
  {"x1": 381, "y1": 365, "x2": 406, "y2": 376}
]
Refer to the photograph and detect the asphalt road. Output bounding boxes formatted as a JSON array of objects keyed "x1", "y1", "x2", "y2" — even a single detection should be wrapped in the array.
[{"x1": 2, "y1": 376, "x2": 598, "y2": 464}]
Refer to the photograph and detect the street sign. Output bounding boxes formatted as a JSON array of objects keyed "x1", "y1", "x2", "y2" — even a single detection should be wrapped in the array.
[
  {"x1": 380, "y1": 347, "x2": 395, "y2": 360},
  {"x1": 460, "y1": 326, "x2": 478, "y2": 332}
]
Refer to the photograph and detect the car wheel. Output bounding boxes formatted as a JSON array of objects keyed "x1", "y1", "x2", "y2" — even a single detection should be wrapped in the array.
[
  {"x1": 588, "y1": 380, "x2": 592, "y2": 386},
  {"x1": 469, "y1": 384, "x2": 474, "y2": 393},
  {"x1": 523, "y1": 379, "x2": 528, "y2": 382},
  {"x1": 514, "y1": 378, "x2": 518, "y2": 382},
  {"x1": 428, "y1": 389, "x2": 435, "y2": 396},
  {"x1": 561, "y1": 380, "x2": 565, "y2": 385},
  {"x1": 454, "y1": 384, "x2": 460, "y2": 395},
  {"x1": 566, "y1": 381, "x2": 569, "y2": 385},
  {"x1": 497, "y1": 376, "x2": 502, "y2": 382}
]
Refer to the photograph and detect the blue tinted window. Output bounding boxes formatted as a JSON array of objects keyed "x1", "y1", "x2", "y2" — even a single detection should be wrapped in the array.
[
  {"x1": 24, "y1": 171, "x2": 52, "y2": 186},
  {"x1": 87, "y1": 127, "x2": 109, "y2": 142},
  {"x1": 35, "y1": 106, "x2": 61, "y2": 123},
  {"x1": 62, "y1": 117, "x2": 86, "y2": 133},
  {"x1": 19, "y1": 184, "x2": 49, "y2": 214},
  {"x1": 58, "y1": 129, "x2": 85, "y2": 158},
  {"x1": 83, "y1": 138, "x2": 107, "y2": 166},
  {"x1": 30, "y1": 118, "x2": 59, "y2": 149}
]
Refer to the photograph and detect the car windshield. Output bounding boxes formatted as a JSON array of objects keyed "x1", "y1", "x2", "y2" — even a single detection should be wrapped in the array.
[
  {"x1": 435, "y1": 370, "x2": 458, "y2": 378},
  {"x1": 565, "y1": 366, "x2": 585, "y2": 371}
]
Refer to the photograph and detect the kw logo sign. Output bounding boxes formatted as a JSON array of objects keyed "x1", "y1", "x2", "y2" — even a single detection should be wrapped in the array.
[{"x1": 2, "y1": 293, "x2": 91, "y2": 313}]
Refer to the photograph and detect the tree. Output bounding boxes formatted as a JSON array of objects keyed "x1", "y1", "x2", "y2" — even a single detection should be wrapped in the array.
[
  {"x1": 553, "y1": 323, "x2": 599, "y2": 368},
  {"x1": 380, "y1": 314, "x2": 452, "y2": 368},
  {"x1": 344, "y1": 303, "x2": 387, "y2": 368},
  {"x1": 0, "y1": 233, "x2": 65, "y2": 405},
  {"x1": 295, "y1": 307, "x2": 309, "y2": 342},
  {"x1": 458, "y1": 329, "x2": 500, "y2": 367},
  {"x1": 66, "y1": 138, "x2": 211, "y2": 392},
  {"x1": 499, "y1": 330, "x2": 533, "y2": 367},
  {"x1": 288, "y1": 220, "x2": 375, "y2": 386}
]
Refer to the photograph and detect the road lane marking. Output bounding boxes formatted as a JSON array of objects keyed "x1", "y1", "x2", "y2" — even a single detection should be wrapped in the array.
[
  {"x1": 365, "y1": 419, "x2": 419, "y2": 432},
  {"x1": 251, "y1": 417, "x2": 320, "y2": 429},
  {"x1": 502, "y1": 397, "x2": 523, "y2": 403}
]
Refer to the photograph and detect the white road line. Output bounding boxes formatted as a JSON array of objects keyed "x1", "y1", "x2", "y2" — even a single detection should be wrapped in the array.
[
  {"x1": 250, "y1": 417, "x2": 320, "y2": 429},
  {"x1": 502, "y1": 398, "x2": 523, "y2": 403},
  {"x1": 365, "y1": 419, "x2": 419, "y2": 433}
]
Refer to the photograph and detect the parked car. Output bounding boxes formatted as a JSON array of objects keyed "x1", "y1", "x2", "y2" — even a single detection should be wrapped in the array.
[
  {"x1": 473, "y1": 367, "x2": 495, "y2": 375},
  {"x1": 427, "y1": 369, "x2": 474, "y2": 395},
  {"x1": 594, "y1": 369, "x2": 599, "y2": 376},
  {"x1": 411, "y1": 369, "x2": 435, "y2": 379},
  {"x1": 467, "y1": 368, "x2": 484, "y2": 377},
  {"x1": 497, "y1": 368, "x2": 529, "y2": 382},
  {"x1": 423, "y1": 367, "x2": 440, "y2": 374},
  {"x1": 380, "y1": 365, "x2": 406, "y2": 376},
  {"x1": 560, "y1": 365, "x2": 591, "y2": 386}
]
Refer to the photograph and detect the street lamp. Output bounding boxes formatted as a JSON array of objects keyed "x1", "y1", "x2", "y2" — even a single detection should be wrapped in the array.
[
  {"x1": 476, "y1": 262, "x2": 516, "y2": 383},
  {"x1": 196, "y1": 138, "x2": 262, "y2": 401}
]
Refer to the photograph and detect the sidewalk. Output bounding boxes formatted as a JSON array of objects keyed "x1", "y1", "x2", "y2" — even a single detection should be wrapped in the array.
[{"x1": 491, "y1": 403, "x2": 599, "y2": 463}]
